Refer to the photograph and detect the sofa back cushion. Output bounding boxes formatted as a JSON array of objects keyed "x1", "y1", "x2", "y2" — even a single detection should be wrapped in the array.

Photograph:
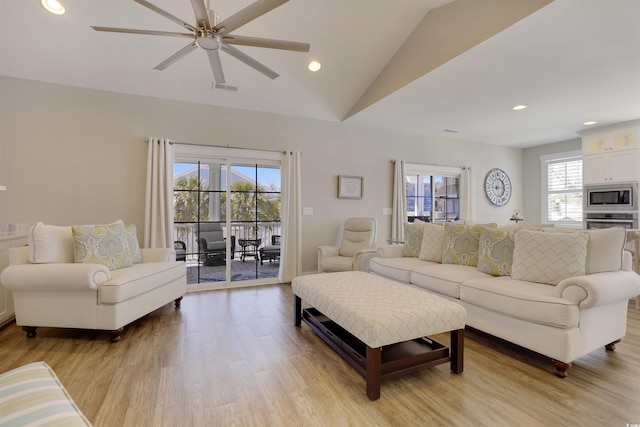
[
  {"x1": 512, "y1": 229, "x2": 589, "y2": 285},
  {"x1": 419, "y1": 222, "x2": 445, "y2": 262},
  {"x1": 477, "y1": 227, "x2": 515, "y2": 276},
  {"x1": 442, "y1": 223, "x2": 497, "y2": 267},
  {"x1": 28, "y1": 222, "x2": 74, "y2": 264},
  {"x1": 402, "y1": 221, "x2": 424, "y2": 257},
  {"x1": 543, "y1": 226, "x2": 625, "y2": 274},
  {"x1": 72, "y1": 221, "x2": 134, "y2": 270}
]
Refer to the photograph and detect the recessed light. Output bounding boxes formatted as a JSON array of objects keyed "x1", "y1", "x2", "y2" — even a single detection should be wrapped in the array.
[
  {"x1": 308, "y1": 61, "x2": 321, "y2": 72},
  {"x1": 42, "y1": 0, "x2": 65, "y2": 15},
  {"x1": 583, "y1": 121, "x2": 597, "y2": 126},
  {"x1": 512, "y1": 105, "x2": 527, "y2": 111}
]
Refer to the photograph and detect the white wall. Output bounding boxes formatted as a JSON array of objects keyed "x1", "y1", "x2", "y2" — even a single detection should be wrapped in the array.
[{"x1": 0, "y1": 76, "x2": 523, "y2": 273}]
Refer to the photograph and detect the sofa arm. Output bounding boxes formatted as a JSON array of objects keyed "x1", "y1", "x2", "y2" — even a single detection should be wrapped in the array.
[
  {"x1": 141, "y1": 248, "x2": 176, "y2": 262},
  {"x1": 556, "y1": 271, "x2": 640, "y2": 309},
  {"x1": 1, "y1": 263, "x2": 111, "y2": 292},
  {"x1": 353, "y1": 249, "x2": 377, "y2": 272},
  {"x1": 376, "y1": 244, "x2": 404, "y2": 258}
]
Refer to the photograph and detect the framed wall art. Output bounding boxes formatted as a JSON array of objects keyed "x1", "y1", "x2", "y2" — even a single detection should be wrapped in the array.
[{"x1": 338, "y1": 175, "x2": 364, "y2": 199}]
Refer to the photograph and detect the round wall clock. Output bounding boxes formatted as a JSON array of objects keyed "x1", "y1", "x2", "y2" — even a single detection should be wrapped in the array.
[{"x1": 484, "y1": 168, "x2": 511, "y2": 207}]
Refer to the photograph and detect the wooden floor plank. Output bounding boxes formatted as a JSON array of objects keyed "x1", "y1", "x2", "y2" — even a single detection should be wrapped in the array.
[{"x1": 0, "y1": 284, "x2": 638, "y2": 426}]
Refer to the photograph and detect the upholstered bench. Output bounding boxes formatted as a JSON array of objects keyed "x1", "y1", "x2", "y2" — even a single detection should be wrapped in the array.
[
  {"x1": 292, "y1": 271, "x2": 466, "y2": 400},
  {"x1": 0, "y1": 361, "x2": 92, "y2": 426}
]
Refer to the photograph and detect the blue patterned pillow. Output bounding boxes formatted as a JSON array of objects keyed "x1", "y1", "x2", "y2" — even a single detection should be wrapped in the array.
[
  {"x1": 123, "y1": 224, "x2": 143, "y2": 264},
  {"x1": 402, "y1": 222, "x2": 424, "y2": 257},
  {"x1": 72, "y1": 221, "x2": 133, "y2": 270},
  {"x1": 442, "y1": 222, "x2": 497, "y2": 266},
  {"x1": 477, "y1": 227, "x2": 515, "y2": 276}
]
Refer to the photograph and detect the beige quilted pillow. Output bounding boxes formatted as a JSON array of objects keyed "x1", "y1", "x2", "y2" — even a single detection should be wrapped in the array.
[
  {"x1": 512, "y1": 229, "x2": 589, "y2": 285},
  {"x1": 419, "y1": 223, "x2": 445, "y2": 262}
]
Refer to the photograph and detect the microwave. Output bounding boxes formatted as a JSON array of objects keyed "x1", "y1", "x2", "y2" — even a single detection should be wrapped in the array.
[{"x1": 584, "y1": 183, "x2": 638, "y2": 211}]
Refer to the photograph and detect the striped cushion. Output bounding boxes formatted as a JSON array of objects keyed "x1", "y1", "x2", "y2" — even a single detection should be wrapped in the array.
[{"x1": 0, "y1": 361, "x2": 92, "y2": 426}]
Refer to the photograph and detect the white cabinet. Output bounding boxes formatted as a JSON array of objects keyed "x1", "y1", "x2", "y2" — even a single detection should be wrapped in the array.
[
  {"x1": 582, "y1": 126, "x2": 640, "y2": 184},
  {"x1": 0, "y1": 233, "x2": 27, "y2": 327},
  {"x1": 583, "y1": 128, "x2": 637, "y2": 155}
]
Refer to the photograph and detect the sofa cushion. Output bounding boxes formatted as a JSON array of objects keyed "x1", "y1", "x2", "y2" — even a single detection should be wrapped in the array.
[
  {"x1": 461, "y1": 277, "x2": 579, "y2": 328},
  {"x1": 442, "y1": 223, "x2": 497, "y2": 267},
  {"x1": 418, "y1": 222, "x2": 445, "y2": 262},
  {"x1": 99, "y1": 261, "x2": 185, "y2": 304},
  {"x1": 369, "y1": 256, "x2": 435, "y2": 283},
  {"x1": 411, "y1": 264, "x2": 492, "y2": 298},
  {"x1": 402, "y1": 221, "x2": 424, "y2": 257},
  {"x1": 0, "y1": 361, "x2": 92, "y2": 426},
  {"x1": 72, "y1": 222, "x2": 133, "y2": 271},
  {"x1": 477, "y1": 227, "x2": 515, "y2": 276},
  {"x1": 543, "y1": 226, "x2": 625, "y2": 274},
  {"x1": 28, "y1": 222, "x2": 74, "y2": 264},
  {"x1": 124, "y1": 224, "x2": 143, "y2": 264},
  {"x1": 512, "y1": 229, "x2": 589, "y2": 285}
]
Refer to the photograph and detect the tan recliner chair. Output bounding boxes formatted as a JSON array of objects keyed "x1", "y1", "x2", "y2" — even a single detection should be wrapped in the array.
[{"x1": 318, "y1": 218, "x2": 377, "y2": 272}]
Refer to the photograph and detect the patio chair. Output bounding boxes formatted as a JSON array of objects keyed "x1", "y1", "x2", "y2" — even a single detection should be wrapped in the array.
[{"x1": 196, "y1": 223, "x2": 235, "y2": 266}]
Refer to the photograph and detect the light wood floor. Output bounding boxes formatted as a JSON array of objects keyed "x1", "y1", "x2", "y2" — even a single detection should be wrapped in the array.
[{"x1": 1, "y1": 285, "x2": 639, "y2": 427}]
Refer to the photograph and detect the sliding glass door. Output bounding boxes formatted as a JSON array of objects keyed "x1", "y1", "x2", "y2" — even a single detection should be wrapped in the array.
[{"x1": 173, "y1": 147, "x2": 281, "y2": 289}]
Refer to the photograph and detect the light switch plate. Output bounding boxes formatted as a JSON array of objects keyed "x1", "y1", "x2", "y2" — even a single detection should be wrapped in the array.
[
  {"x1": 383, "y1": 208, "x2": 392, "y2": 216},
  {"x1": 303, "y1": 207, "x2": 314, "y2": 215}
]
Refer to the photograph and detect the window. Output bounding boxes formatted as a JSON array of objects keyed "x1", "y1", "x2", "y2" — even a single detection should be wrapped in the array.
[
  {"x1": 541, "y1": 151, "x2": 582, "y2": 226},
  {"x1": 405, "y1": 164, "x2": 461, "y2": 223}
]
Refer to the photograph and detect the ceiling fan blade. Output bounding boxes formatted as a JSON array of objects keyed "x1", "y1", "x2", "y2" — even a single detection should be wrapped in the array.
[
  {"x1": 213, "y1": 0, "x2": 288, "y2": 35},
  {"x1": 221, "y1": 44, "x2": 279, "y2": 80},
  {"x1": 154, "y1": 42, "x2": 198, "y2": 70},
  {"x1": 134, "y1": 0, "x2": 197, "y2": 32},
  {"x1": 222, "y1": 35, "x2": 309, "y2": 52},
  {"x1": 91, "y1": 26, "x2": 193, "y2": 38},
  {"x1": 207, "y1": 50, "x2": 226, "y2": 84},
  {"x1": 190, "y1": 0, "x2": 211, "y2": 29}
]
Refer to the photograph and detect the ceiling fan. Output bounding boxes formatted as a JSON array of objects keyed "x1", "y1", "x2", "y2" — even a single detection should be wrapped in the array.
[{"x1": 91, "y1": 0, "x2": 310, "y2": 91}]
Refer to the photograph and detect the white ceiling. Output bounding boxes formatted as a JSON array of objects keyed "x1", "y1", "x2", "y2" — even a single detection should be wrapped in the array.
[{"x1": 1, "y1": 0, "x2": 639, "y2": 148}]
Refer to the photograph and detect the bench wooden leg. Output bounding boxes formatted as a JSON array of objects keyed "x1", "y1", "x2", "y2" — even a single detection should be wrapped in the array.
[
  {"x1": 366, "y1": 346, "x2": 382, "y2": 400},
  {"x1": 294, "y1": 295, "x2": 302, "y2": 326},
  {"x1": 450, "y1": 329, "x2": 464, "y2": 374}
]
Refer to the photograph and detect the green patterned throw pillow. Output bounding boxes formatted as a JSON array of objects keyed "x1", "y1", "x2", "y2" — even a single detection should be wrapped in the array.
[
  {"x1": 442, "y1": 222, "x2": 497, "y2": 267},
  {"x1": 123, "y1": 224, "x2": 143, "y2": 264},
  {"x1": 402, "y1": 222, "x2": 424, "y2": 257},
  {"x1": 477, "y1": 227, "x2": 515, "y2": 276},
  {"x1": 72, "y1": 221, "x2": 133, "y2": 270}
]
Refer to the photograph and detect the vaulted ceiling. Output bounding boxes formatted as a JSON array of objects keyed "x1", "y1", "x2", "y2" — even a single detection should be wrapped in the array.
[{"x1": 1, "y1": 0, "x2": 639, "y2": 148}]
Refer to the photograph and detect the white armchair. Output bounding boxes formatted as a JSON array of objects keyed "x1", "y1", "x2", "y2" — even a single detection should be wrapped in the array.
[
  {"x1": 318, "y1": 218, "x2": 377, "y2": 272},
  {"x1": 0, "y1": 222, "x2": 186, "y2": 342}
]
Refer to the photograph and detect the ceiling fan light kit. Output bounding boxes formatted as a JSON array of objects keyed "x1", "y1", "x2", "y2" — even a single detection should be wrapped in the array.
[{"x1": 91, "y1": 0, "x2": 310, "y2": 91}]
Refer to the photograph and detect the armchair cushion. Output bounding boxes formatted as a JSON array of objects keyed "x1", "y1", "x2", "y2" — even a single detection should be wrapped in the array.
[
  {"x1": 72, "y1": 222, "x2": 133, "y2": 271},
  {"x1": 28, "y1": 222, "x2": 74, "y2": 264},
  {"x1": 338, "y1": 218, "x2": 377, "y2": 257}
]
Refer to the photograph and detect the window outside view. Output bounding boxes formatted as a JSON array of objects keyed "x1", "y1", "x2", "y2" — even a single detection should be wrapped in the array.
[
  {"x1": 173, "y1": 162, "x2": 281, "y2": 285},
  {"x1": 406, "y1": 174, "x2": 460, "y2": 222}
]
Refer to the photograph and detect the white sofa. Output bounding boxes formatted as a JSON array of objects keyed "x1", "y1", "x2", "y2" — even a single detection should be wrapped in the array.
[
  {"x1": 1, "y1": 221, "x2": 186, "y2": 342},
  {"x1": 369, "y1": 221, "x2": 640, "y2": 377}
]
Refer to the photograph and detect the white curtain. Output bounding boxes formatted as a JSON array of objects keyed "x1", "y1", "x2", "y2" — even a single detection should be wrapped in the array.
[
  {"x1": 279, "y1": 150, "x2": 302, "y2": 282},
  {"x1": 460, "y1": 166, "x2": 475, "y2": 222},
  {"x1": 144, "y1": 137, "x2": 174, "y2": 248},
  {"x1": 392, "y1": 159, "x2": 406, "y2": 241}
]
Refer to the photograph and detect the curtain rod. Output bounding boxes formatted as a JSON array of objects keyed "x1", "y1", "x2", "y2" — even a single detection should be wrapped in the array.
[{"x1": 145, "y1": 138, "x2": 286, "y2": 154}]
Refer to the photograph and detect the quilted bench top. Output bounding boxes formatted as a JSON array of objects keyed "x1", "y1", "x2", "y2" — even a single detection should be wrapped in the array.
[{"x1": 292, "y1": 271, "x2": 466, "y2": 348}]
